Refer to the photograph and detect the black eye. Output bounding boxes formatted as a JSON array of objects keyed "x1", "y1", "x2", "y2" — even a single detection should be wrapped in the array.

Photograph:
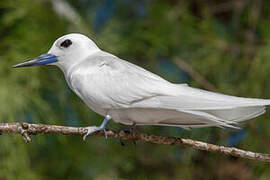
[{"x1": 60, "y1": 39, "x2": 72, "y2": 48}]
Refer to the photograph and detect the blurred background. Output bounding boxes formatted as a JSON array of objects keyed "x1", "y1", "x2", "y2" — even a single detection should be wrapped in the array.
[{"x1": 0, "y1": 0, "x2": 270, "y2": 179}]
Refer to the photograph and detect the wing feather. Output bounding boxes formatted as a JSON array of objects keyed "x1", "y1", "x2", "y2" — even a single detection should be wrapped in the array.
[{"x1": 68, "y1": 52, "x2": 270, "y2": 128}]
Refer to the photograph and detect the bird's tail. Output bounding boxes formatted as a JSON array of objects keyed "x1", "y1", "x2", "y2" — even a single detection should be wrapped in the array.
[
  {"x1": 131, "y1": 85, "x2": 270, "y2": 129},
  {"x1": 155, "y1": 106, "x2": 266, "y2": 129},
  {"x1": 148, "y1": 86, "x2": 270, "y2": 128}
]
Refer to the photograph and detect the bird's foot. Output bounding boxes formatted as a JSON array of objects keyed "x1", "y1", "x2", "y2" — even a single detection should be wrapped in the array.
[
  {"x1": 83, "y1": 114, "x2": 111, "y2": 141},
  {"x1": 121, "y1": 122, "x2": 137, "y2": 146},
  {"x1": 83, "y1": 126, "x2": 107, "y2": 141},
  {"x1": 124, "y1": 122, "x2": 137, "y2": 134}
]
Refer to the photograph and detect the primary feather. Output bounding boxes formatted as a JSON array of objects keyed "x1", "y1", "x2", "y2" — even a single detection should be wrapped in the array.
[{"x1": 66, "y1": 51, "x2": 270, "y2": 128}]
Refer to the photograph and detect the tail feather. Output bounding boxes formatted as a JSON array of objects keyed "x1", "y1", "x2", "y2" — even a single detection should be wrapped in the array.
[
  {"x1": 204, "y1": 106, "x2": 266, "y2": 122},
  {"x1": 128, "y1": 85, "x2": 270, "y2": 128},
  {"x1": 158, "y1": 109, "x2": 241, "y2": 129},
  {"x1": 151, "y1": 86, "x2": 270, "y2": 128},
  {"x1": 157, "y1": 106, "x2": 266, "y2": 128}
]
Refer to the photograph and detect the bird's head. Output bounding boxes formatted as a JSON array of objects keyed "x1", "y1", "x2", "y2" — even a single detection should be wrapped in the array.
[{"x1": 12, "y1": 33, "x2": 100, "y2": 71}]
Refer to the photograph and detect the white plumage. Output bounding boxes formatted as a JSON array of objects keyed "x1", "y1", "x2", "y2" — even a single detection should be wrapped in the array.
[
  {"x1": 66, "y1": 50, "x2": 269, "y2": 128},
  {"x1": 13, "y1": 33, "x2": 270, "y2": 138}
]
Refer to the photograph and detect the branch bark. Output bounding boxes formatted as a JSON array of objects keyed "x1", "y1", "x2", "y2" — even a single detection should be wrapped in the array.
[{"x1": 0, "y1": 122, "x2": 269, "y2": 162}]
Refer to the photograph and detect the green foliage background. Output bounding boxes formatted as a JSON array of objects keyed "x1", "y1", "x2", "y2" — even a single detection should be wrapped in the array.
[{"x1": 0, "y1": 0, "x2": 270, "y2": 179}]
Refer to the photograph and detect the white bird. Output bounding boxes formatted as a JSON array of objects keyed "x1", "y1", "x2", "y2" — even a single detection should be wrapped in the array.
[{"x1": 13, "y1": 33, "x2": 270, "y2": 140}]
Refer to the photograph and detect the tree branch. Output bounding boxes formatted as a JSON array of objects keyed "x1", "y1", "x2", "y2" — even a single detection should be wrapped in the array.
[{"x1": 0, "y1": 122, "x2": 269, "y2": 162}]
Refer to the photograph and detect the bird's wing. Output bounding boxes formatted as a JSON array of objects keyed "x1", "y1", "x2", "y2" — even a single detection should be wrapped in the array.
[
  {"x1": 70, "y1": 53, "x2": 270, "y2": 110},
  {"x1": 68, "y1": 52, "x2": 186, "y2": 108},
  {"x1": 70, "y1": 53, "x2": 270, "y2": 127},
  {"x1": 92, "y1": 55, "x2": 177, "y2": 108}
]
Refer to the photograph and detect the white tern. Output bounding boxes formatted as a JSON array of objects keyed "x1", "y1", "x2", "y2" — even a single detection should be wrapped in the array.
[{"x1": 13, "y1": 33, "x2": 270, "y2": 140}]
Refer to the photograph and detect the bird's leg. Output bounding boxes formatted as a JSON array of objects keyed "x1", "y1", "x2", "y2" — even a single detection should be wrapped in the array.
[
  {"x1": 124, "y1": 122, "x2": 137, "y2": 134},
  {"x1": 83, "y1": 115, "x2": 111, "y2": 141},
  {"x1": 121, "y1": 122, "x2": 137, "y2": 146},
  {"x1": 130, "y1": 122, "x2": 137, "y2": 145}
]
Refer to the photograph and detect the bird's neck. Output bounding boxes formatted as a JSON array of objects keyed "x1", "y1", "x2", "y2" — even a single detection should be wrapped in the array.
[{"x1": 56, "y1": 50, "x2": 100, "y2": 75}]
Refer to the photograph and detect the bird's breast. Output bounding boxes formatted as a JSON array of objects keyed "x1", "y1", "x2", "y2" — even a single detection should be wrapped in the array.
[{"x1": 66, "y1": 70, "x2": 117, "y2": 116}]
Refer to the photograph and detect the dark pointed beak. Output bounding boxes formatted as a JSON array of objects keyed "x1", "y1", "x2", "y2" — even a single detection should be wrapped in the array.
[{"x1": 12, "y1": 54, "x2": 58, "y2": 68}]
